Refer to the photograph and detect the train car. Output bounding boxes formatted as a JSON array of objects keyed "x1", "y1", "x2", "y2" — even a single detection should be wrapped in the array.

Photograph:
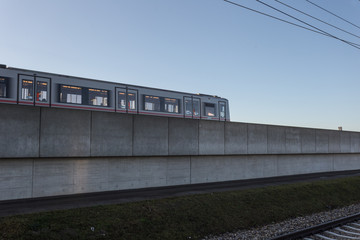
[{"x1": 0, "y1": 64, "x2": 230, "y2": 121}]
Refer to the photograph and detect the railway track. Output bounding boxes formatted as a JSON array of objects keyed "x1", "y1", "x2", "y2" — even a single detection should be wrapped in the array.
[{"x1": 270, "y1": 213, "x2": 360, "y2": 240}]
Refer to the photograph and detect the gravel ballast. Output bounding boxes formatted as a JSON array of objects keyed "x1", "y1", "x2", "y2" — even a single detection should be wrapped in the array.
[{"x1": 203, "y1": 203, "x2": 360, "y2": 240}]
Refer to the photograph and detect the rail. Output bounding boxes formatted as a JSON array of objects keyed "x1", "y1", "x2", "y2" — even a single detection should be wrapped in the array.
[{"x1": 270, "y1": 213, "x2": 360, "y2": 240}]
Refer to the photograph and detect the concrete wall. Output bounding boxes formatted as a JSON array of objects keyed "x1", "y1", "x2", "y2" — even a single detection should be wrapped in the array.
[
  {"x1": 40, "y1": 108, "x2": 91, "y2": 157},
  {"x1": 2, "y1": 104, "x2": 360, "y2": 158},
  {"x1": 91, "y1": 112, "x2": 133, "y2": 156},
  {"x1": 2, "y1": 153, "x2": 360, "y2": 201},
  {"x1": 2, "y1": 103, "x2": 360, "y2": 201},
  {"x1": 0, "y1": 104, "x2": 40, "y2": 158},
  {"x1": 0, "y1": 156, "x2": 191, "y2": 200}
]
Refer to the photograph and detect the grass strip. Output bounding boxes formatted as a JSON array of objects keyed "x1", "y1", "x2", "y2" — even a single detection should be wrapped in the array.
[{"x1": 2, "y1": 176, "x2": 360, "y2": 240}]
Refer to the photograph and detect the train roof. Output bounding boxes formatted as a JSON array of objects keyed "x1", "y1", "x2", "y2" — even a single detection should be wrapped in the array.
[{"x1": 1, "y1": 65, "x2": 227, "y2": 100}]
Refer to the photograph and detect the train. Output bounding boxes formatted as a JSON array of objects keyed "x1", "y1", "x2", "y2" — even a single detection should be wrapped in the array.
[{"x1": 0, "y1": 64, "x2": 230, "y2": 121}]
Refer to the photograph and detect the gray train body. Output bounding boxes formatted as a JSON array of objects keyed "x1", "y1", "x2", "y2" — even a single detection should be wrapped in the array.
[{"x1": 0, "y1": 65, "x2": 230, "y2": 121}]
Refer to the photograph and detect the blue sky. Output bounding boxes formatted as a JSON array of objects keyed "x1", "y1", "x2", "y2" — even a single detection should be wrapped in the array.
[{"x1": 1, "y1": 0, "x2": 360, "y2": 131}]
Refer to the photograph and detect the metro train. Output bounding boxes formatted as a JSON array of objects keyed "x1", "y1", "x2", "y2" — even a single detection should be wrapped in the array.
[{"x1": 0, "y1": 65, "x2": 230, "y2": 121}]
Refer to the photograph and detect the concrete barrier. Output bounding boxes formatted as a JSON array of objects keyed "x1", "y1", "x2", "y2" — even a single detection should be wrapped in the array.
[
  {"x1": 334, "y1": 154, "x2": 360, "y2": 171},
  {"x1": 341, "y1": 131, "x2": 351, "y2": 152},
  {"x1": 285, "y1": 127, "x2": 301, "y2": 153},
  {"x1": 199, "y1": 121, "x2": 224, "y2": 155},
  {"x1": 301, "y1": 128, "x2": 316, "y2": 153},
  {"x1": 277, "y1": 154, "x2": 333, "y2": 176},
  {"x1": 91, "y1": 112, "x2": 133, "y2": 156},
  {"x1": 351, "y1": 133, "x2": 360, "y2": 152},
  {"x1": 248, "y1": 124, "x2": 268, "y2": 154},
  {"x1": 33, "y1": 158, "x2": 75, "y2": 197},
  {"x1": 2, "y1": 103, "x2": 360, "y2": 158},
  {"x1": 74, "y1": 158, "x2": 110, "y2": 193},
  {"x1": 133, "y1": 115, "x2": 168, "y2": 156},
  {"x1": 329, "y1": 131, "x2": 341, "y2": 153},
  {"x1": 40, "y1": 108, "x2": 91, "y2": 157},
  {"x1": 0, "y1": 156, "x2": 192, "y2": 200},
  {"x1": 2, "y1": 103, "x2": 360, "y2": 201},
  {"x1": 169, "y1": 118, "x2": 199, "y2": 155},
  {"x1": 268, "y1": 126, "x2": 286, "y2": 154},
  {"x1": 224, "y1": 122, "x2": 247, "y2": 154},
  {"x1": 316, "y1": 130, "x2": 329, "y2": 153},
  {"x1": 2, "y1": 153, "x2": 360, "y2": 201},
  {"x1": 0, "y1": 159, "x2": 33, "y2": 201},
  {"x1": 0, "y1": 104, "x2": 40, "y2": 158}
]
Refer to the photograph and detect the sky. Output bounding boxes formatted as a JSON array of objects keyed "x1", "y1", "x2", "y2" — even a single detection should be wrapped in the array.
[{"x1": 1, "y1": 0, "x2": 360, "y2": 131}]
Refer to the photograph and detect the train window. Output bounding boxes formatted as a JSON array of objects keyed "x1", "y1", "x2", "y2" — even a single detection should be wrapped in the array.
[
  {"x1": 220, "y1": 102, "x2": 226, "y2": 118},
  {"x1": 60, "y1": 85, "x2": 82, "y2": 104},
  {"x1": 89, "y1": 88, "x2": 108, "y2": 107},
  {"x1": 36, "y1": 81, "x2": 48, "y2": 102},
  {"x1": 0, "y1": 77, "x2": 8, "y2": 98},
  {"x1": 204, "y1": 103, "x2": 216, "y2": 117},
  {"x1": 118, "y1": 91, "x2": 126, "y2": 109},
  {"x1": 164, "y1": 97, "x2": 179, "y2": 113},
  {"x1": 184, "y1": 97, "x2": 192, "y2": 116},
  {"x1": 128, "y1": 92, "x2": 136, "y2": 110},
  {"x1": 21, "y1": 79, "x2": 34, "y2": 100},
  {"x1": 144, "y1": 95, "x2": 160, "y2": 111},
  {"x1": 193, "y1": 98, "x2": 200, "y2": 117}
]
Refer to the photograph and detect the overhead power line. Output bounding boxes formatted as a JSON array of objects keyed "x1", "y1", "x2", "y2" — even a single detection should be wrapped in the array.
[
  {"x1": 223, "y1": 0, "x2": 360, "y2": 50},
  {"x1": 274, "y1": 0, "x2": 360, "y2": 40},
  {"x1": 254, "y1": 0, "x2": 360, "y2": 49},
  {"x1": 223, "y1": 0, "x2": 331, "y2": 37},
  {"x1": 306, "y1": 0, "x2": 360, "y2": 30}
]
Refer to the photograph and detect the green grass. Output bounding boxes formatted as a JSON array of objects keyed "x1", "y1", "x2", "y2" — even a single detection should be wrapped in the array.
[{"x1": 2, "y1": 176, "x2": 360, "y2": 240}]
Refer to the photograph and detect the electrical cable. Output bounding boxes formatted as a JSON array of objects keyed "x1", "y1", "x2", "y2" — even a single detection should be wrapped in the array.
[
  {"x1": 254, "y1": 0, "x2": 360, "y2": 49},
  {"x1": 306, "y1": 0, "x2": 360, "y2": 30},
  {"x1": 223, "y1": 0, "x2": 360, "y2": 50},
  {"x1": 223, "y1": 0, "x2": 331, "y2": 37},
  {"x1": 274, "y1": 0, "x2": 360, "y2": 40}
]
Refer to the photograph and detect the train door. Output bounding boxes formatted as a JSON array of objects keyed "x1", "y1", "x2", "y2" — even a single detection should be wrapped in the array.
[
  {"x1": 115, "y1": 87, "x2": 138, "y2": 114},
  {"x1": 0, "y1": 77, "x2": 9, "y2": 100},
  {"x1": 219, "y1": 101, "x2": 226, "y2": 121},
  {"x1": 35, "y1": 77, "x2": 50, "y2": 107},
  {"x1": 127, "y1": 89, "x2": 138, "y2": 114},
  {"x1": 183, "y1": 96, "x2": 201, "y2": 119},
  {"x1": 184, "y1": 96, "x2": 192, "y2": 118},
  {"x1": 19, "y1": 75, "x2": 51, "y2": 106},
  {"x1": 116, "y1": 87, "x2": 127, "y2": 113},
  {"x1": 18, "y1": 75, "x2": 35, "y2": 105},
  {"x1": 193, "y1": 97, "x2": 201, "y2": 119}
]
